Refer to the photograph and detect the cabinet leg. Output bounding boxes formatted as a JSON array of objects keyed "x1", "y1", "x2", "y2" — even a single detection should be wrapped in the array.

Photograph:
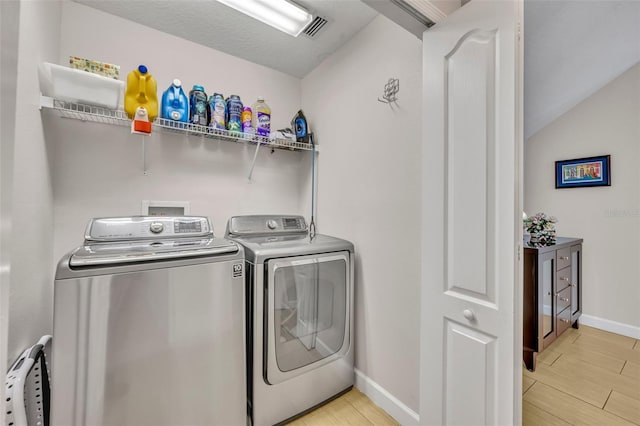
[
  {"x1": 572, "y1": 320, "x2": 579, "y2": 329},
  {"x1": 523, "y1": 350, "x2": 536, "y2": 372}
]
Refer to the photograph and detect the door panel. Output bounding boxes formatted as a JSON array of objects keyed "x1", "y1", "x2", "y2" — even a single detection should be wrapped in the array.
[
  {"x1": 421, "y1": 0, "x2": 522, "y2": 424},
  {"x1": 541, "y1": 254, "x2": 554, "y2": 339},
  {"x1": 265, "y1": 252, "x2": 350, "y2": 385},
  {"x1": 570, "y1": 245, "x2": 581, "y2": 317},
  {"x1": 445, "y1": 320, "x2": 496, "y2": 425},
  {"x1": 446, "y1": 28, "x2": 498, "y2": 303}
]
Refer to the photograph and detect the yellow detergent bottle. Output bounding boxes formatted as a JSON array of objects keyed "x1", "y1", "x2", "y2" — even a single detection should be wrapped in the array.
[{"x1": 124, "y1": 65, "x2": 158, "y2": 134}]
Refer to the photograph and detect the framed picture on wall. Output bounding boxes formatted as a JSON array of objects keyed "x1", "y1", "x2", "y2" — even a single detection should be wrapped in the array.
[{"x1": 555, "y1": 155, "x2": 611, "y2": 188}]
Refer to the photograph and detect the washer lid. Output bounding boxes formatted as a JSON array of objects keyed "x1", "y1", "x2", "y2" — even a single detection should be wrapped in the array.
[
  {"x1": 69, "y1": 237, "x2": 238, "y2": 267},
  {"x1": 226, "y1": 215, "x2": 353, "y2": 263},
  {"x1": 68, "y1": 216, "x2": 238, "y2": 267},
  {"x1": 228, "y1": 233, "x2": 353, "y2": 263}
]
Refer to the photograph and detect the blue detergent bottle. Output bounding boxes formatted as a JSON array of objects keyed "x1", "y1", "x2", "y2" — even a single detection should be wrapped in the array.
[{"x1": 161, "y1": 79, "x2": 188, "y2": 122}]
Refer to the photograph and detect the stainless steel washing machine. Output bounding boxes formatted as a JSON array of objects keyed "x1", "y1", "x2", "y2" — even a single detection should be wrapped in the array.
[
  {"x1": 52, "y1": 216, "x2": 246, "y2": 426},
  {"x1": 226, "y1": 215, "x2": 354, "y2": 426}
]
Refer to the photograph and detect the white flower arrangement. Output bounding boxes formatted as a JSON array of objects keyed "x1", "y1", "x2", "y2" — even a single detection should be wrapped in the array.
[{"x1": 523, "y1": 212, "x2": 557, "y2": 245}]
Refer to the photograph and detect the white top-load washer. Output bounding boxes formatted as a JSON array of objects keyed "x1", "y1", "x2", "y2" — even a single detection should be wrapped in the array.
[
  {"x1": 52, "y1": 216, "x2": 246, "y2": 426},
  {"x1": 226, "y1": 215, "x2": 355, "y2": 426}
]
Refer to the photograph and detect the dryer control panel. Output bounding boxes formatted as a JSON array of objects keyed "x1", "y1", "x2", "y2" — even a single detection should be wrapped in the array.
[
  {"x1": 227, "y1": 215, "x2": 307, "y2": 236},
  {"x1": 85, "y1": 216, "x2": 212, "y2": 242}
]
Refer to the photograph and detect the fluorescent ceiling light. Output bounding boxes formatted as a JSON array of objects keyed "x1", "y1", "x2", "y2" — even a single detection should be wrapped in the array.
[{"x1": 217, "y1": 0, "x2": 313, "y2": 37}]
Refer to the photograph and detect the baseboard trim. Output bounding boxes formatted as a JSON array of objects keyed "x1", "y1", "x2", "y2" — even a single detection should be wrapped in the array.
[
  {"x1": 580, "y1": 314, "x2": 640, "y2": 339},
  {"x1": 354, "y1": 368, "x2": 420, "y2": 425}
]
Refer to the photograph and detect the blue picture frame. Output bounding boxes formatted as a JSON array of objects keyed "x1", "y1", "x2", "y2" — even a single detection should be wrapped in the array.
[{"x1": 555, "y1": 155, "x2": 611, "y2": 188}]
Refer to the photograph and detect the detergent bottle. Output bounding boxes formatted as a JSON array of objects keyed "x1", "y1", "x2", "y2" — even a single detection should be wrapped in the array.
[
  {"x1": 124, "y1": 65, "x2": 158, "y2": 134},
  {"x1": 251, "y1": 97, "x2": 271, "y2": 137},
  {"x1": 291, "y1": 110, "x2": 310, "y2": 143},
  {"x1": 189, "y1": 85, "x2": 209, "y2": 126},
  {"x1": 161, "y1": 79, "x2": 188, "y2": 122}
]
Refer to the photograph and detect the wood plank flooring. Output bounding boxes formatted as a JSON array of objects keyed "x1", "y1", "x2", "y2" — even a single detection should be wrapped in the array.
[
  {"x1": 286, "y1": 388, "x2": 399, "y2": 426},
  {"x1": 286, "y1": 325, "x2": 639, "y2": 425},
  {"x1": 524, "y1": 325, "x2": 640, "y2": 425}
]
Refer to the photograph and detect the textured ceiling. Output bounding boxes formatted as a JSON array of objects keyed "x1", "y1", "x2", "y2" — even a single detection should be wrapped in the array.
[
  {"x1": 72, "y1": 0, "x2": 639, "y2": 136},
  {"x1": 525, "y1": 0, "x2": 640, "y2": 139},
  {"x1": 72, "y1": 0, "x2": 378, "y2": 78}
]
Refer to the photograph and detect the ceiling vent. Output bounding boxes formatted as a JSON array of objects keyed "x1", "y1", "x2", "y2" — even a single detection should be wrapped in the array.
[{"x1": 303, "y1": 16, "x2": 329, "y2": 39}]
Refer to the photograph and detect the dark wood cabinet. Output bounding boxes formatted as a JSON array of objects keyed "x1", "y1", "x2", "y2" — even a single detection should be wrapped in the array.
[{"x1": 523, "y1": 237, "x2": 582, "y2": 371}]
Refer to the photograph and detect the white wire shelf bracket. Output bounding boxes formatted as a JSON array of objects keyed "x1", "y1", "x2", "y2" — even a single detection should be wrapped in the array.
[{"x1": 40, "y1": 96, "x2": 317, "y2": 152}]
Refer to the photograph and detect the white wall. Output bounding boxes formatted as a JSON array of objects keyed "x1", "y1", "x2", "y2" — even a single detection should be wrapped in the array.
[
  {"x1": 11, "y1": 3, "x2": 423, "y2": 420},
  {"x1": 302, "y1": 15, "x2": 422, "y2": 415},
  {"x1": 1, "y1": 0, "x2": 21, "y2": 416},
  {"x1": 525, "y1": 63, "x2": 640, "y2": 329},
  {"x1": 524, "y1": 1, "x2": 640, "y2": 139},
  {"x1": 51, "y1": 2, "x2": 309, "y2": 260},
  {"x1": 7, "y1": 0, "x2": 62, "y2": 364}
]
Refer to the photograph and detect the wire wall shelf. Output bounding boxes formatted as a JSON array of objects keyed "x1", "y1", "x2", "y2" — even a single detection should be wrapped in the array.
[{"x1": 40, "y1": 96, "x2": 316, "y2": 152}]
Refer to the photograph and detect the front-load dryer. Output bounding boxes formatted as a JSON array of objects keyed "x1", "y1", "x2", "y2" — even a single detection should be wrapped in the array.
[
  {"x1": 52, "y1": 216, "x2": 246, "y2": 426},
  {"x1": 226, "y1": 215, "x2": 354, "y2": 426}
]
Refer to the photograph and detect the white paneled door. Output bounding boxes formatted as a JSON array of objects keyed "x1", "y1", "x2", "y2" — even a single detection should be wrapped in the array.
[{"x1": 420, "y1": 0, "x2": 523, "y2": 425}]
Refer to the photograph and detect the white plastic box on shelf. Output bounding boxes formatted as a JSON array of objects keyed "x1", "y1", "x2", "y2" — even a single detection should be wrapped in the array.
[{"x1": 38, "y1": 62, "x2": 124, "y2": 109}]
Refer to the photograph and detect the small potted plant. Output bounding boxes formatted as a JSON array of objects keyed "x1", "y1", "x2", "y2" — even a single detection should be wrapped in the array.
[{"x1": 523, "y1": 212, "x2": 557, "y2": 246}]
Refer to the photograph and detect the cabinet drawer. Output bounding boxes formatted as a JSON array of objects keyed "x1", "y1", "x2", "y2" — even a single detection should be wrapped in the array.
[
  {"x1": 556, "y1": 306, "x2": 572, "y2": 336},
  {"x1": 557, "y1": 266, "x2": 571, "y2": 292},
  {"x1": 556, "y1": 286, "x2": 571, "y2": 313},
  {"x1": 557, "y1": 248, "x2": 571, "y2": 270}
]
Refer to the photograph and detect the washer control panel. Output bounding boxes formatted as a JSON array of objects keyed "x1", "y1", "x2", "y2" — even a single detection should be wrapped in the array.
[
  {"x1": 150, "y1": 222, "x2": 164, "y2": 234},
  {"x1": 173, "y1": 219, "x2": 203, "y2": 234},
  {"x1": 85, "y1": 216, "x2": 212, "y2": 242}
]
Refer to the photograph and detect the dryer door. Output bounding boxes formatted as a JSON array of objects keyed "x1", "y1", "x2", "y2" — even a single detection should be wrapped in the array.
[{"x1": 265, "y1": 251, "x2": 350, "y2": 385}]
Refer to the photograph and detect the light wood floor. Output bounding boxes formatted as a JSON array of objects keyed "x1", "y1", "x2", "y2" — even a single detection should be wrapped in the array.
[
  {"x1": 285, "y1": 325, "x2": 639, "y2": 425},
  {"x1": 523, "y1": 324, "x2": 640, "y2": 425},
  {"x1": 287, "y1": 388, "x2": 399, "y2": 425}
]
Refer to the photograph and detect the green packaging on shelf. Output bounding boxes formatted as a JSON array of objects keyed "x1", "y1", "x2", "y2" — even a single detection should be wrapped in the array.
[{"x1": 69, "y1": 56, "x2": 120, "y2": 79}]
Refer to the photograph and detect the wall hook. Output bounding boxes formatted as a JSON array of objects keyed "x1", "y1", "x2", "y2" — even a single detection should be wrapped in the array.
[{"x1": 378, "y1": 78, "x2": 399, "y2": 104}]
